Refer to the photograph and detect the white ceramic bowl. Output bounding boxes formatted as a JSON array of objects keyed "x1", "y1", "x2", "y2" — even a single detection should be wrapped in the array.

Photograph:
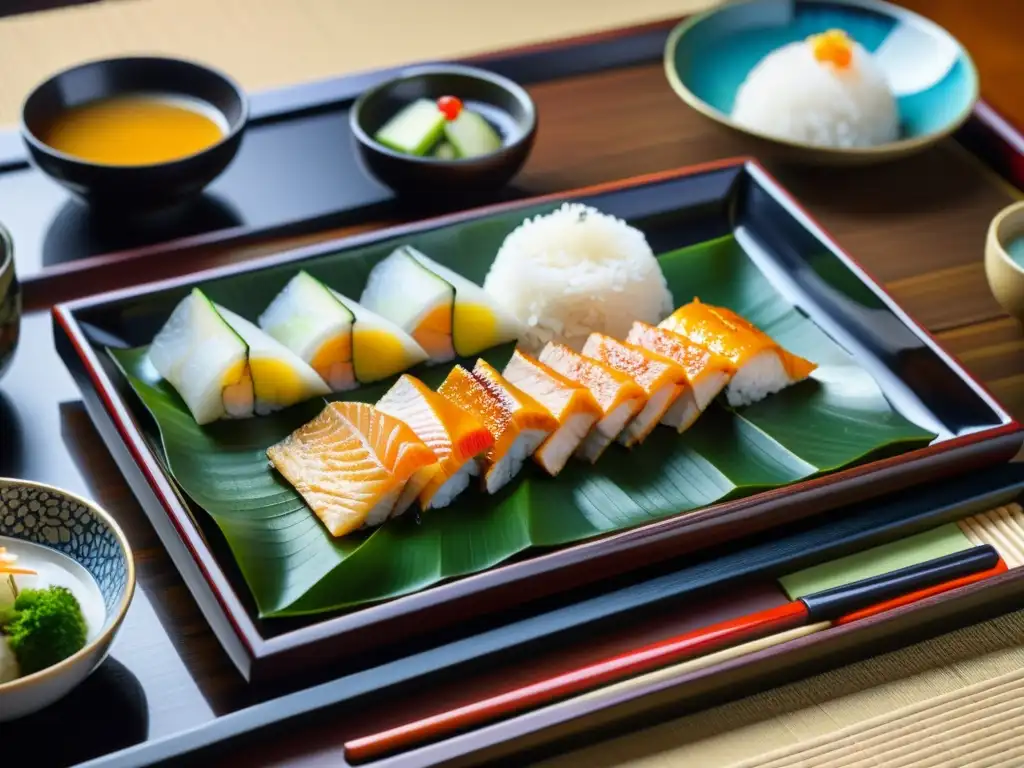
[{"x1": 0, "y1": 479, "x2": 135, "y2": 721}]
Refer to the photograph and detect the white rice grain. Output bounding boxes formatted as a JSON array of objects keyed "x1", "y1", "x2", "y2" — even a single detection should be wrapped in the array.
[{"x1": 482, "y1": 204, "x2": 674, "y2": 353}]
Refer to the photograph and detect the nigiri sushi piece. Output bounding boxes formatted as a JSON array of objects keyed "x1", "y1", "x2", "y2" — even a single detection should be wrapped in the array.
[
  {"x1": 257, "y1": 271, "x2": 429, "y2": 391},
  {"x1": 626, "y1": 321, "x2": 736, "y2": 430},
  {"x1": 659, "y1": 300, "x2": 817, "y2": 407},
  {"x1": 438, "y1": 362, "x2": 558, "y2": 494},
  {"x1": 537, "y1": 342, "x2": 646, "y2": 462},
  {"x1": 377, "y1": 374, "x2": 494, "y2": 510},
  {"x1": 149, "y1": 288, "x2": 255, "y2": 425},
  {"x1": 359, "y1": 246, "x2": 521, "y2": 363},
  {"x1": 267, "y1": 401, "x2": 437, "y2": 536},
  {"x1": 216, "y1": 306, "x2": 331, "y2": 415},
  {"x1": 580, "y1": 333, "x2": 690, "y2": 447},
  {"x1": 502, "y1": 349, "x2": 603, "y2": 476}
]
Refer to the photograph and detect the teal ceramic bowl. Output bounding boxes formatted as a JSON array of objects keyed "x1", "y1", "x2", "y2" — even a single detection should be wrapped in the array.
[{"x1": 664, "y1": 0, "x2": 978, "y2": 164}]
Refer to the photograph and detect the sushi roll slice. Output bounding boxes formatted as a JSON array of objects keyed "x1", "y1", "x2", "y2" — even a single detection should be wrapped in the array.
[
  {"x1": 148, "y1": 288, "x2": 254, "y2": 425},
  {"x1": 626, "y1": 321, "x2": 736, "y2": 430},
  {"x1": 376, "y1": 374, "x2": 494, "y2": 511},
  {"x1": 216, "y1": 306, "x2": 331, "y2": 415},
  {"x1": 360, "y1": 247, "x2": 454, "y2": 363},
  {"x1": 659, "y1": 300, "x2": 816, "y2": 407},
  {"x1": 360, "y1": 246, "x2": 521, "y2": 363},
  {"x1": 580, "y1": 333, "x2": 690, "y2": 447},
  {"x1": 502, "y1": 349, "x2": 603, "y2": 476},
  {"x1": 537, "y1": 342, "x2": 646, "y2": 463},
  {"x1": 267, "y1": 401, "x2": 437, "y2": 537},
  {"x1": 438, "y1": 362, "x2": 558, "y2": 494},
  {"x1": 258, "y1": 271, "x2": 428, "y2": 391},
  {"x1": 329, "y1": 289, "x2": 430, "y2": 384}
]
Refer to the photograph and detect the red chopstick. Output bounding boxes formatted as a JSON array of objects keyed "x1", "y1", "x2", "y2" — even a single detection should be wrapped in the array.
[
  {"x1": 344, "y1": 602, "x2": 809, "y2": 763},
  {"x1": 343, "y1": 545, "x2": 1000, "y2": 763}
]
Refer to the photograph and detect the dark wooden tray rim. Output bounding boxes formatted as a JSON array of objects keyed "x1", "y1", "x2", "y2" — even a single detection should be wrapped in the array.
[{"x1": 55, "y1": 156, "x2": 1024, "y2": 683}]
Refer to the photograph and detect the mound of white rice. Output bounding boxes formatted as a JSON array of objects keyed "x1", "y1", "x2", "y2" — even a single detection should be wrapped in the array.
[
  {"x1": 482, "y1": 203, "x2": 673, "y2": 353},
  {"x1": 731, "y1": 39, "x2": 898, "y2": 149}
]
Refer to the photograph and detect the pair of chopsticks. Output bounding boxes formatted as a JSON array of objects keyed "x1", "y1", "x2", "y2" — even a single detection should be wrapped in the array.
[{"x1": 344, "y1": 543, "x2": 1002, "y2": 762}]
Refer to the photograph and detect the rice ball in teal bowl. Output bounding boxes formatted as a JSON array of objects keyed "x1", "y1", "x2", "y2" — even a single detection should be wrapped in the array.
[{"x1": 664, "y1": 0, "x2": 978, "y2": 163}]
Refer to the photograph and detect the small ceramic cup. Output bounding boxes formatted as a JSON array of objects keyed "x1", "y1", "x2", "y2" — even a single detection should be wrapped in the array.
[
  {"x1": 985, "y1": 201, "x2": 1024, "y2": 322},
  {"x1": 0, "y1": 225, "x2": 19, "y2": 382}
]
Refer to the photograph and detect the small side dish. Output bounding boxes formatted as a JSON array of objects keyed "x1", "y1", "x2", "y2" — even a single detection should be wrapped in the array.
[
  {"x1": 374, "y1": 96, "x2": 503, "y2": 160},
  {"x1": 0, "y1": 548, "x2": 88, "y2": 684},
  {"x1": 21, "y1": 56, "x2": 248, "y2": 210},
  {"x1": 731, "y1": 29, "x2": 899, "y2": 149}
]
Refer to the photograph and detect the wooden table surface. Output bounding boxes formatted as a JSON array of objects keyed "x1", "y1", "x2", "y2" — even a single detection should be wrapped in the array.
[{"x1": 3, "y1": 1, "x2": 1024, "y2": 766}]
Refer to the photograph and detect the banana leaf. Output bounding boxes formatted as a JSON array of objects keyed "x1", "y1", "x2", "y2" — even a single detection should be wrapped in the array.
[{"x1": 108, "y1": 225, "x2": 937, "y2": 618}]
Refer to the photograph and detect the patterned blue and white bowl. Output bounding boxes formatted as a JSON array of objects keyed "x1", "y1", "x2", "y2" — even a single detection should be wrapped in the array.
[
  {"x1": 0, "y1": 479, "x2": 134, "y2": 721},
  {"x1": 664, "y1": 0, "x2": 978, "y2": 164}
]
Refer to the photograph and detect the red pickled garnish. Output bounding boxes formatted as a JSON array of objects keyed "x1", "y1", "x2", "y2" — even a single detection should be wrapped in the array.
[{"x1": 437, "y1": 96, "x2": 463, "y2": 121}]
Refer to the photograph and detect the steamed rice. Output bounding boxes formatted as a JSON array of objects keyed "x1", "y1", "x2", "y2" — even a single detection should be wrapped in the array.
[
  {"x1": 482, "y1": 204, "x2": 673, "y2": 353},
  {"x1": 731, "y1": 36, "x2": 899, "y2": 149}
]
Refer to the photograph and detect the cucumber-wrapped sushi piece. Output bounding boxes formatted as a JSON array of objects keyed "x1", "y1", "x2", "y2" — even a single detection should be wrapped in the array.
[
  {"x1": 214, "y1": 307, "x2": 330, "y2": 415},
  {"x1": 359, "y1": 246, "x2": 522, "y2": 364},
  {"x1": 258, "y1": 271, "x2": 429, "y2": 391},
  {"x1": 148, "y1": 288, "x2": 331, "y2": 424},
  {"x1": 148, "y1": 288, "x2": 255, "y2": 425}
]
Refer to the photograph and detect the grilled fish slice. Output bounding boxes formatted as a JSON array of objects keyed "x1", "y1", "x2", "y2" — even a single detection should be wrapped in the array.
[
  {"x1": 267, "y1": 401, "x2": 436, "y2": 537},
  {"x1": 537, "y1": 342, "x2": 646, "y2": 462},
  {"x1": 377, "y1": 374, "x2": 494, "y2": 510},
  {"x1": 659, "y1": 300, "x2": 816, "y2": 407},
  {"x1": 580, "y1": 333, "x2": 690, "y2": 446},
  {"x1": 626, "y1": 321, "x2": 736, "y2": 430},
  {"x1": 438, "y1": 362, "x2": 558, "y2": 494},
  {"x1": 502, "y1": 349, "x2": 603, "y2": 476}
]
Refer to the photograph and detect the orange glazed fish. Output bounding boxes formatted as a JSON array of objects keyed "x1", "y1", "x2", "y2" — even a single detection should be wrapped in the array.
[
  {"x1": 580, "y1": 333, "x2": 690, "y2": 447},
  {"x1": 625, "y1": 321, "x2": 736, "y2": 430},
  {"x1": 502, "y1": 349, "x2": 603, "y2": 476},
  {"x1": 659, "y1": 300, "x2": 816, "y2": 407},
  {"x1": 377, "y1": 374, "x2": 494, "y2": 510},
  {"x1": 438, "y1": 361, "x2": 559, "y2": 494},
  {"x1": 267, "y1": 401, "x2": 437, "y2": 537},
  {"x1": 537, "y1": 342, "x2": 646, "y2": 462}
]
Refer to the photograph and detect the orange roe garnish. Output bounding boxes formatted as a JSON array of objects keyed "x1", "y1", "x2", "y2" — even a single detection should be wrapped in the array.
[{"x1": 810, "y1": 29, "x2": 854, "y2": 69}]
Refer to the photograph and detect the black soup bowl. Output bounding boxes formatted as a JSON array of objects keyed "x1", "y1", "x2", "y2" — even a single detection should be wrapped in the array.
[
  {"x1": 350, "y1": 64, "x2": 537, "y2": 199},
  {"x1": 21, "y1": 56, "x2": 248, "y2": 213}
]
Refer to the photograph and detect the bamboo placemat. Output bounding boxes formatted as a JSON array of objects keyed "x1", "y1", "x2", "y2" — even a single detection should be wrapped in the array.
[{"x1": 538, "y1": 609, "x2": 1024, "y2": 767}]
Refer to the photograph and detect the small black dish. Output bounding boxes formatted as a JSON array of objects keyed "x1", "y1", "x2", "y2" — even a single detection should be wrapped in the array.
[
  {"x1": 21, "y1": 56, "x2": 248, "y2": 214},
  {"x1": 350, "y1": 64, "x2": 537, "y2": 199}
]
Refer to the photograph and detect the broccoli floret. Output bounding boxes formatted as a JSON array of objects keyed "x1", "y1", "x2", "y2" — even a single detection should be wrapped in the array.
[{"x1": 0, "y1": 586, "x2": 87, "y2": 675}]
